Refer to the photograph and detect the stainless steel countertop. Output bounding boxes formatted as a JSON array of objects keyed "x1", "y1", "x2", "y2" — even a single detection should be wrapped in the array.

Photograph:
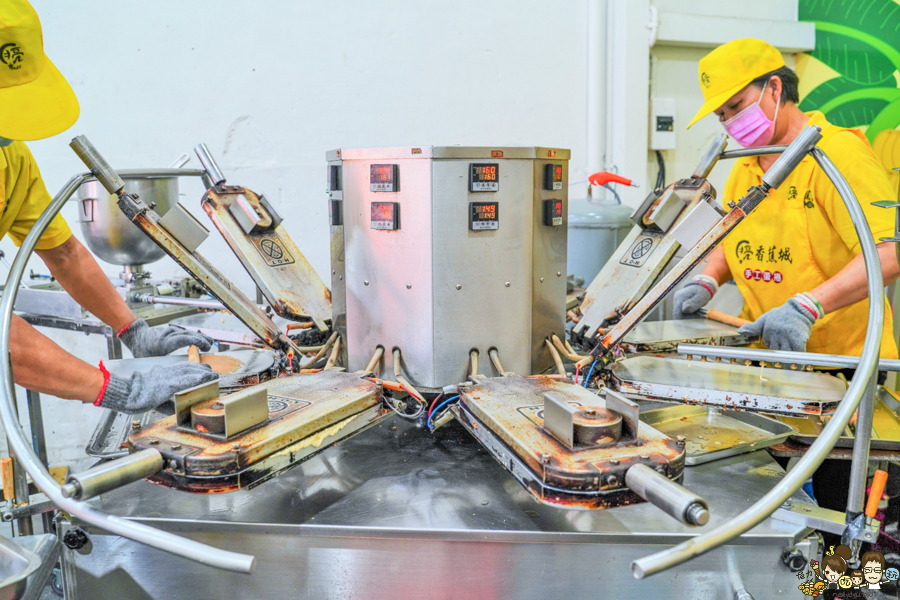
[{"x1": 89, "y1": 416, "x2": 810, "y2": 544}]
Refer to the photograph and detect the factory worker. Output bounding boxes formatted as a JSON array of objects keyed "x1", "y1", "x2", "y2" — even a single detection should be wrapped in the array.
[
  {"x1": 0, "y1": 0, "x2": 217, "y2": 413},
  {"x1": 674, "y1": 38, "x2": 899, "y2": 361}
]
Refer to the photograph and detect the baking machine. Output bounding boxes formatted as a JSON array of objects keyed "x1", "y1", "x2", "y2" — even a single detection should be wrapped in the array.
[{"x1": 0, "y1": 124, "x2": 889, "y2": 598}]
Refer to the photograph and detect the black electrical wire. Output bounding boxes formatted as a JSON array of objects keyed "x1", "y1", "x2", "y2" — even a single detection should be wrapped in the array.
[
  {"x1": 602, "y1": 183, "x2": 621, "y2": 204},
  {"x1": 655, "y1": 150, "x2": 666, "y2": 190}
]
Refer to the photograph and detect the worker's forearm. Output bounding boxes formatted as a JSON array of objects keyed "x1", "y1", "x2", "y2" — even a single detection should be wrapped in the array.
[
  {"x1": 36, "y1": 237, "x2": 136, "y2": 333},
  {"x1": 811, "y1": 242, "x2": 900, "y2": 314},
  {"x1": 700, "y1": 246, "x2": 733, "y2": 286},
  {"x1": 10, "y1": 315, "x2": 102, "y2": 402}
]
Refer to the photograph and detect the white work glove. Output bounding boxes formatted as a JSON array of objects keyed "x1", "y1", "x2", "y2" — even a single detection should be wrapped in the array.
[
  {"x1": 98, "y1": 363, "x2": 219, "y2": 414},
  {"x1": 673, "y1": 275, "x2": 718, "y2": 319},
  {"x1": 118, "y1": 318, "x2": 214, "y2": 358},
  {"x1": 737, "y1": 292, "x2": 823, "y2": 352}
]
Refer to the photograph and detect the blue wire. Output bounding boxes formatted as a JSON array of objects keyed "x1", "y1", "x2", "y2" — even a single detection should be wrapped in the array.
[
  {"x1": 427, "y1": 395, "x2": 459, "y2": 430},
  {"x1": 583, "y1": 359, "x2": 598, "y2": 388}
]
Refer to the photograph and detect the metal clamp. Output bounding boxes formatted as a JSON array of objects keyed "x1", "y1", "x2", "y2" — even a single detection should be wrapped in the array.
[{"x1": 772, "y1": 501, "x2": 878, "y2": 544}]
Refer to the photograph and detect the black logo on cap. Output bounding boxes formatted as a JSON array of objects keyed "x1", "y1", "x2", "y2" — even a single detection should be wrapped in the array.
[
  {"x1": 701, "y1": 72, "x2": 711, "y2": 88},
  {"x1": 0, "y1": 44, "x2": 23, "y2": 70}
]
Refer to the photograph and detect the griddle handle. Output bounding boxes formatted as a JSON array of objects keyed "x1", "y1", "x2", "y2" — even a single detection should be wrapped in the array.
[
  {"x1": 194, "y1": 143, "x2": 226, "y2": 187},
  {"x1": 625, "y1": 463, "x2": 709, "y2": 526},
  {"x1": 61, "y1": 448, "x2": 164, "y2": 501},
  {"x1": 70, "y1": 135, "x2": 126, "y2": 195}
]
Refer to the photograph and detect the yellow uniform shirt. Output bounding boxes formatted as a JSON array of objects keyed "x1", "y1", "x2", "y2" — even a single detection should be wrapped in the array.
[
  {"x1": 0, "y1": 141, "x2": 72, "y2": 250},
  {"x1": 721, "y1": 111, "x2": 897, "y2": 359}
]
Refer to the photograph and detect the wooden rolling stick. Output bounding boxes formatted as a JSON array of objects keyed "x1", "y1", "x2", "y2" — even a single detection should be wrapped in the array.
[
  {"x1": 187, "y1": 345, "x2": 201, "y2": 364},
  {"x1": 697, "y1": 308, "x2": 751, "y2": 329},
  {"x1": 0, "y1": 457, "x2": 13, "y2": 502}
]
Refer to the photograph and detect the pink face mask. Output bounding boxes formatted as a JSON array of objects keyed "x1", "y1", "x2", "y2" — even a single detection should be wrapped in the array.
[{"x1": 722, "y1": 79, "x2": 781, "y2": 148}]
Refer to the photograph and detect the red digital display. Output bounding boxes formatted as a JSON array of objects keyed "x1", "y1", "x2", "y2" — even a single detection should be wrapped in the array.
[
  {"x1": 370, "y1": 164, "x2": 398, "y2": 192},
  {"x1": 470, "y1": 163, "x2": 500, "y2": 192},
  {"x1": 371, "y1": 201, "x2": 400, "y2": 230},
  {"x1": 544, "y1": 163, "x2": 564, "y2": 190},
  {"x1": 543, "y1": 199, "x2": 563, "y2": 226},
  {"x1": 469, "y1": 201, "x2": 499, "y2": 230}
]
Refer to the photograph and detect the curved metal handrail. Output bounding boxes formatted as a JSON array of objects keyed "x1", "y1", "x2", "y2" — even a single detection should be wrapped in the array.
[
  {"x1": 632, "y1": 147, "x2": 885, "y2": 577},
  {"x1": 0, "y1": 172, "x2": 256, "y2": 574}
]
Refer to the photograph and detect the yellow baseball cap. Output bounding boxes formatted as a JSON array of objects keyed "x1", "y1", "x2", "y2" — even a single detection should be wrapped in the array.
[
  {"x1": 687, "y1": 38, "x2": 784, "y2": 129},
  {"x1": 0, "y1": 0, "x2": 78, "y2": 140}
]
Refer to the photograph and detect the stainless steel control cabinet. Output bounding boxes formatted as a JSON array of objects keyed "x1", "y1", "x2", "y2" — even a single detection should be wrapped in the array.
[{"x1": 327, "y1": 146, "x2": 569, "y2": 388}]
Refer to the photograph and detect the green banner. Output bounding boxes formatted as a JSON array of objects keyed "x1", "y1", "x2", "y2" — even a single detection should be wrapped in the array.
[{"x1": 798, "y1": 0, "x2": 900, "y2": 143}]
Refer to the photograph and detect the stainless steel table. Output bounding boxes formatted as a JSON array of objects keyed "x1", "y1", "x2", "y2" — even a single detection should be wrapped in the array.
[{"x1": 59, "y1": 417, "x2": 816, "y2": 599}]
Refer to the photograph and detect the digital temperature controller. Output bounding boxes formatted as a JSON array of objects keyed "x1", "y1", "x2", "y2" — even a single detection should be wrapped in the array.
[
  {"x1": 544, "y1": 163, "x2": 563, "y2": 190},
  {"x1": 370, "y1": 164, "x2": 399, "y2": 192},
  {"x1": 469, "y1": 202, "x2": 499, "y2": 230},
  {"x1": 469, "y1": 163, "x2": 499, "y2": 192},
  {"x1": 371, "y1": 202, "x2": 400, "y2": 230},
  {"x1": 543, "y1": 199, "x2": 563, "y2": 226}
]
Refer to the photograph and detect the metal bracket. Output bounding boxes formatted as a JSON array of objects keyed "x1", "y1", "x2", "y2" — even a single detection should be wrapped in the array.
[
  {"x1": 772, "y1": 501, "x2": 879, "y2": 544},
  {"x1": 1, "y1": 493, "x2": 54, "y2": 522},
  {"x1": 542, "y1": 392, "x2": 576, "y2": 449},
  {"x1": 221, "y1": 386, "x2": 269, "y2": 438},
  {"x1": 603, "y1": 389, "x2": 639, "y2": 438},
  {"x1": 175, "y1": 380, "x2": 220, "y2": 427}
]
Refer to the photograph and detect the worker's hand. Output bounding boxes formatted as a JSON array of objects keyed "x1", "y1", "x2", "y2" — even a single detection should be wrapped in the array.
[
  {"x1": 673, "y1": 280, "x2": 714, "y2": 319},
  {"x1": 118, "y1": 318, "x2": 214, "y2": 358},
  {"x1": 99, "y1": 363, "x2": 219, "y2": 414},
  {"x1": 737, "y1": 298, "x2": 817, "y2": 351}
]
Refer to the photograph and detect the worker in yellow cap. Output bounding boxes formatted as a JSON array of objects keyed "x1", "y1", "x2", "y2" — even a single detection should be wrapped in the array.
[
  {"x1": 674, "y1": 38, "x2": 899, "y2": 364},
  {"x1": 1, "y1": 0, "x2": 217, "y2": 413}
]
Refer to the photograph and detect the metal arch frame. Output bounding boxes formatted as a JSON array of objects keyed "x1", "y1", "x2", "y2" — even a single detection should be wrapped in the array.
[
  {"x1": 632, "y1": 145, "x2": 885, "y2": 577},
  {"x1": 0, "y1": 171, "x2": 256, "y2": 574}
]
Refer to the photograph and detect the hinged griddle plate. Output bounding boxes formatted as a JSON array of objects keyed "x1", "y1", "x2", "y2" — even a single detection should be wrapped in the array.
[
  {"x1": 128, "y1": 370, "x2": 387, "y2": 493},
  {"x1": 610, "y1": 356, "x2": 847, "y2": 416},
  {"x1": 577, "y1": 178, "x2": 716, "y2": 338},
  {"x1": 203, "y1": 186, "x2": 332, "y2": 331},
  {"x1": 117, "y1": 194, "x2": 300, "y2": 354},
  {"x1": 453, "y1": 375, "x2": 684, "y2": 508}
]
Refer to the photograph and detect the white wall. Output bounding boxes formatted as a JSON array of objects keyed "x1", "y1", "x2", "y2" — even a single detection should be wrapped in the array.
[{"x1": 9, "y1": 0, "x2": 590, "y2": 466}]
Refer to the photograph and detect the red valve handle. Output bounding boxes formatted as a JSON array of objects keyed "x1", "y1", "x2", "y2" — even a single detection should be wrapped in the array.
[{"x1": 588, "y1": 171, "x2": 638, "y2": 188}]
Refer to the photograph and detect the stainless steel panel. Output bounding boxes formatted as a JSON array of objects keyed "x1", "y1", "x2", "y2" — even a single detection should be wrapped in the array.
[
  {"x1": 531, "y1": 158, "x2": 567, "y2": 376},
  {"x1": 0, "y1": 535, "x2": 42, "y2": 600},
  {"x1": 612, "y1": 355, "x2": 847, "y2": 416},
  {"x1": 64, "y1": 418, "x2": 813, "y2": 600},
  {"x1": 431, "y1": 158, "x2": 533, "y2": 382},
  {"x1": 343, "y1": 156, "x2": 435, "y2": 385},
  {"x1": 329, "y1": 158, "x2": 348, "y2": 367},
  {"x1": 14, "y1": 285, "x2": 84, "y2": 320}
]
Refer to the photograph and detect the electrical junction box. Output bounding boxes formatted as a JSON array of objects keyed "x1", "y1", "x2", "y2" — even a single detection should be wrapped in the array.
[
  {"x1": 650, "y1": 97, "x2": 676, "y2": 151},
  {"x1": 326, "y1": 146, "x2": 569, "y2": 389}
]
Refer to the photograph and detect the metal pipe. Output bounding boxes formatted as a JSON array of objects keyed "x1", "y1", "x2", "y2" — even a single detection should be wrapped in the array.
[
  {"x1": 365, "y1": 346, "x2": 384, "y2": 375},
  {"x1": 545, "y1": 339, "x2": 566, "y2": 376},
  {"x1": 0, "y1": 172, "x2": 256, "y2": 573},
  {"x1": 469, "y1": 349, "x2": 479, "y2": 377},
  {"x1": 691, "y1": 133, "x2": 728, "y2": 179},
  {"x1": 719, "y1": 145, "x2": 787, "y2": 160},
  {"x1": 61, "y1": 449, "x2": 164, "y2": 501},
  {"x1": 625, "y1": 464, "x2": 709, "y2": 526},
  {"x1": 552, "y1": 334, "x2": 585, "y2": 362},
  {"x1": 70, "y1": 136, "x2": 125, "y2": 194},
  {"x1": 137, "y1": 295, "x2": 226, "y2": 310},
  {"x1": 77, "y1": 168, "x2": 208, "y2": 183},
  {"x1": 677, "y1": 344, "x2": 900, "y2": 371},
  {"x1": 844, "y1": 379, "x2": 877, "y2": 563},
  {"x1": 392, "y1": 348, "x2": 425, "y2": 403},
  {"x1": 299, "y1": 331, "x2": 338, "y2": 369},
  {"x1": 488, "y1": 348, "x2": 505, "y2": 374},
  {"x1": 763, "y1": 127, "x2": 824, "y2": 189},
  {"x1": 324, "y1": 336, "x2": 341, "y2": 370},
  {"x1": 194, "y1": 143, "x2": 226, "y2": 186},
  {"x1": 25, "y1": 390, "x2": 52, "y2": 533},
  {"x1": 632, "y1": 145, "x2": 884, "y2": 578}
]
